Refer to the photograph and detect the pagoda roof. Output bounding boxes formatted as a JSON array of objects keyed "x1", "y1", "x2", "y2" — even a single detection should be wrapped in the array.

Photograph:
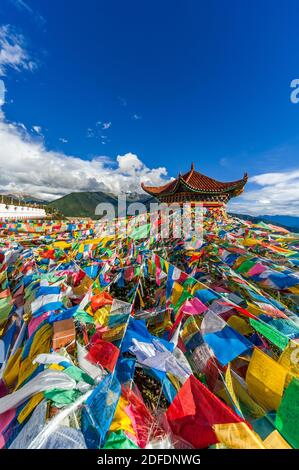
[{"x1": 141, "y1": 163, "x2": 248, "y2": 197}]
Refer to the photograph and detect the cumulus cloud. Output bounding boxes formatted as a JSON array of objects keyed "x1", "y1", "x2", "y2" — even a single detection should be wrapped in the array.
[
  {"x1": 0, "y1": 25, "x2": 36, "y2": 76},
  {"x1": 102, "y1": 121, "x2": 111, "y2": 130},
  {"x1": 229, "y1": 169, "x2": 299, "y2": 216},
  {"x1": 250, "y1": 170, "x2": 299, "y2": 186},
  {"x1": 0, "y1": 112, "x2": 169, "y2": 200}
]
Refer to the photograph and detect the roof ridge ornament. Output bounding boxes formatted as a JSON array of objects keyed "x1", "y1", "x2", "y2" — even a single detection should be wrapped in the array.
[{"x1": 191, "y1": 162, "x2": 195, "y2": 171}]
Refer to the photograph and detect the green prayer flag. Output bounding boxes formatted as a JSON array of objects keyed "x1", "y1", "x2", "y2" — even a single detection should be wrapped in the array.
[
  {"x1": 64, "y1": 365, "x2": 94, "y2": 385},
  {"x1": 249, "y1": 318, "x2": 289, "y2": 350},
  {"x1": 275, "y1": 378, "x2": 299, "y2": 449},
  {"x1": 44, "y1": 388, "x2": 81, "y2": 406},
  {"x1": 74, "y1": 309, "x2": 95, "y2": 324},
  {"x1": 236, "y1": 260, "x2": 256, "y2": 274},
  {"x1": 0, "y1": 297, "x2": 13, "y2": 324},
  {"x1": 102, "y1": 430, "x2": 139, "y2": 449},
  {"x1": 129, "y1": 223, "x2": 150, "y2": 240}
]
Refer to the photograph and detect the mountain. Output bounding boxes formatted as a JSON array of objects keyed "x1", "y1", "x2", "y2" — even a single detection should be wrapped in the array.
[
  {"x1": 0, "y1": 193, "x2": 47, "y2": 205},
  {"x1": 257, "y1": 214, "x2": 299, "y2": 230},
  {"x1": 47, "y1": 191, "x2": 155, "y2": 218},
  {"x1": 230, "y1": 213, "x2": 299, "y2": 232}
]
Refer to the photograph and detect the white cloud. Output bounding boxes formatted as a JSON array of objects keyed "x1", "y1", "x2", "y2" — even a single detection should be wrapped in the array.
[
  {"x1": 32, "y1": 125, "x2": 42, "y2": 135},
  {"x1": 0, "y1": 25, "x2": 36, "y2": 76},
  {"x1": 0, "y1": 79, "x2": 5, "y2": 106},
  {"x1": 250, "y1": 170, "x2": 299, "y2": 186},
  {"x1": 228, "y1": 169, "x2": 299, "y2": 216},
  {"x1": 0, "y1": 112, "x2": 169, "y2": 200},
  {"x1": 59, "y1": 137, "x2": 68, "y2": 143},
  {"x1": 132, "y1": 113, "x2": 141, "y2": 120},
  {"x1": 87, "y1": 122, "x2": 111, "y2": 140}
]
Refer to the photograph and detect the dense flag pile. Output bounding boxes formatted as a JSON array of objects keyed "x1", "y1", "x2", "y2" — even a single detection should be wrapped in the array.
[{"x1": 0, "y1": 209, "x2": 299, "y2": 449}]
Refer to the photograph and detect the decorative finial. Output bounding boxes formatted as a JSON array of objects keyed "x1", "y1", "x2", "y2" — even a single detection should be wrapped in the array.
[{"x1": 191, "y1": 162, "x2": 194, "y2": 171}]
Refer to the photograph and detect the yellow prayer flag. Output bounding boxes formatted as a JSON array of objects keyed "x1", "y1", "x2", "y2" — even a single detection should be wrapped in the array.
[
  {"x1": 171, "y1": 282, "x2": 184, "y2": 306},
  {"x1": 17, "y1": 392, "x2": 44, "y2": 424},
  {"x1": 227, "y1": 315, "x2": 253, "y2": 335},
  {"x1": 52, "y1": 241, "x2": 70, "y2": 249},
  {"x1": 78, "y1": 243, "x2": 85, "y2": 253},
  {"x1": 190, "y1": 281, "x2": 206, "y2": 296},
  {"x1": 167, "y1": 372, "x2": 182, "y2": 391},
  {"x1": 147, "y1": 259, "x2": 153, "y2": 275},
  {"x1": 102, "y1": 324, "x2": 125, "y2": 342},
  {"x1": 73, "y1": 275, "x2": 93, "y2": 296},
  {"x1": 225, "y1": 363, "x2": 243, "y2": 415},
  {"x1": 278, "y1": 340, "x2": 299, "y2": 387},
  {"x1": 16, "y1": 323, "x2": 52, "y2": 389},
  {"x1": 213, "y1": 422, "x2": 265, "y2": 449},
  {"x1": 263, "y1": 430, "x2": 291, "y2": 449},
  {"x1": 234, "y1": 256, "x2": 248, "y2": 270},
  {"x1": 94, "y1": 305, "x2": 111, "y2": 326},
  {"x1": 0, "y1": 271, "x2": 7, "y2": 284},
  {"x1": 246, "y1": 302, "x2": 264, "y2": 317},
  {"x1": 27, "y1": 323, "x2": 53, "y2": 361},
  {"x1": 230, "y1": 373, "x2": 265, "y2": 419},
  {"x1": 242, "y1": 238, "x2": 261, "y2": 247},
  {"x1": 85, "y1": 305, "x2": 94, "y2": 317},
  {"x1": 288, "y1": 286, "x2": 299, "y2": 294},
  {"x1": 109, "y1": 396, "x2": 135, "y2": 435},
  {"x1": 48, "y1": 364, "x2": 65, "y2": 371},
  {"x1": 2, "y1": 347, "x2": 22, "y2": 390},
  {"x1": 163, "y1": 260, "x2": 169, "y2": 274},
  {"x1": 246, "y1": 348, "x2": 287, "y2": 410},
  {"x1": 181, "y1": 316, "x2": 201, "y2": 342},
  {"x1": 137, "y1": 288, "x2": 145, "y2": 308}
]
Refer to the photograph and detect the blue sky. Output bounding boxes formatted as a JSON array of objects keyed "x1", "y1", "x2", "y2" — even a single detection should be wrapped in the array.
[{"x1": 0, "y1": 0, "x2": 299, "y2": 214}]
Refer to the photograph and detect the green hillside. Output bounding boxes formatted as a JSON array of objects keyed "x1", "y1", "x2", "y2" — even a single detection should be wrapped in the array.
[
  {"x1": 47, "y1": 191, "x2": 117, "y2": 217},
  {"x1": 48, "y1": 191, "x2": 155, "y2": 218}
]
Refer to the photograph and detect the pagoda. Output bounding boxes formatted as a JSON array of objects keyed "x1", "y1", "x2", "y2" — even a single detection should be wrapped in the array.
[{"x1": 141, "y1": 163, "x2": 247, "y2": 208}]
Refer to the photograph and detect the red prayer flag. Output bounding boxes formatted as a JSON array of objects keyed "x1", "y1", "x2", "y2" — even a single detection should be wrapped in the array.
[
  {"x1": 166, "y1": 374, "x2": 244, "y2": 448},
  {"x1": 86, "y1": 339, "x2": 119, "y2": 373},
  {"x1": 122, "y1": 385, "x2": 157, "y2": 448}
]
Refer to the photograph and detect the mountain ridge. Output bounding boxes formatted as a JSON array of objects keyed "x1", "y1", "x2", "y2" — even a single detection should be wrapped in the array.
[
  {"x1": 47, "y1": 190, "x2": 155, "y2": 218},
  {"x1": 2, "y1": 190, "x2": 298, "y2": 232}
]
